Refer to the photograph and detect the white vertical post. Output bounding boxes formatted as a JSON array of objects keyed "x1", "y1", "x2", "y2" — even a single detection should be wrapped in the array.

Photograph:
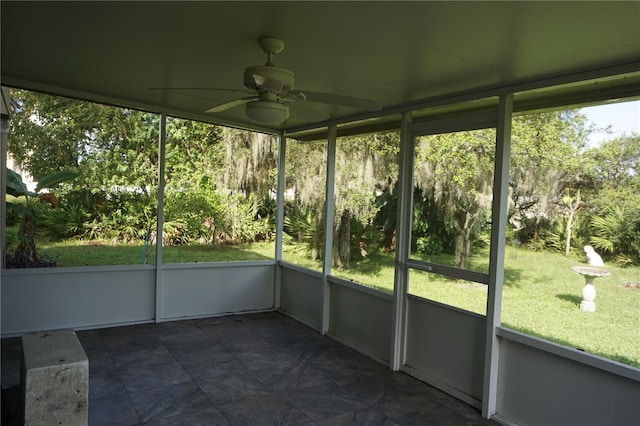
[
  {"x1": 390, "y1": 112, "x2": 413, "y2": 370},
  {"x1": 0, "y1": 87, "x2": 10, "y2": 270},
  {"x1": 274, "y1": 131, "x2": 286, "y2": 309},
  {"x1": 482, "y1": 94, "x2": 513, "y2": 418},
  {"x1": 155, "y1": 113, "x2": 167, "y2": 323},
  {"x1": 321, "y1": 125, "x2": 337, "y2": 334}
]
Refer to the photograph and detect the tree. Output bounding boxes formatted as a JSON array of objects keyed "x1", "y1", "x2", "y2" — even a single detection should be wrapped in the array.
[
  {"x1": 6, "y1": 168, "x2": 78, "y2": 267},
  {"x1": 333, "y1": 133, "x2": 399, "y2": 268},
  {"x1": 414, "y1": 129, "x2": 495, "y2": 269},
  {"x1": 284, "y1": 139, "x2": 328, "y2": 260},
  {"x1": 581, "y1": 134, "x2": 640, "y2": 264},
  {"x1": 508, "y1": 110, "x2": 588, "y2": 245}
]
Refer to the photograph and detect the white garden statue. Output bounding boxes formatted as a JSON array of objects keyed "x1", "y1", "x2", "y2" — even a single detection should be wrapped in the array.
[
  {"x1": 572, "y1": 245, "x2": 609, "y2": 312},
  {"x1": 584, "y1": 245, "x2": 604, "y2": 267}
]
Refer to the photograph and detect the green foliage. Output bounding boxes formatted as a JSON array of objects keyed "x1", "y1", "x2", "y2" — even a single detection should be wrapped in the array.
[
  {"x1": 39, "y1": 203, "x2": 90, "y2": 240},
  {"x1": 411, "y1": 188, "x2": 455, "y2": 255},
  {"x1": 6, "y1": 168, "x2": 29, "y2": 197},
  {"x1": 579, "y1": 134, "x2": 640, "y2": 265},
  {"x1": 7, "y1": 88, "x2": 637, "y2": 269},
  {"x1": 589, "y1": 206, "x2": 640, "y2": 265},
  {"x1": 284, "y1": 203, "x2": 324, "y2": 258},
  {"x1": 542, "y1": 214, "x2": 588, "y2": 254},
  {"x1": 84, "y1": 192, "x2": 155, "y2": 243},
  {"x1": 216, "y1": 194, "x2": 272, "y2": 244},
  {"x1": 164, "y1": 186, "x2": 223, "y2": 244},
  {"x1": 414, "y1": 129, "x2": 495, "y2": 268},
  {"x1": 5, "y1": 168, "x2": 78, "y2": 267}
]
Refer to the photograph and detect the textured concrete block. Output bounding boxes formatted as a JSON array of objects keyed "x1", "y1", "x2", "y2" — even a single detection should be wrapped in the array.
[{"x1": 22, "y1": 330, "x2": 89, "y2": 426}]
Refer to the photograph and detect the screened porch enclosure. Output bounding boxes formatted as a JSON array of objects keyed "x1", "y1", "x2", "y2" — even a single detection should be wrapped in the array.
[
  {"x1": 2, "y1": 2, "x2": 640, "y2": 425},
  {"x1": 3, "y1": 85, "x2": 639, "y2": 426}
]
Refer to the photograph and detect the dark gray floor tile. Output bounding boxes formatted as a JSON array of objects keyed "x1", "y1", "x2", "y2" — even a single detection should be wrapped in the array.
[
  {"x1": 164, "y1": 338, "x2": 226, "y2": 361},
  {"x1": 88, "y1": 351, "x2": 128, "y2": 399},
  {"x1": 218, "y1": 394, "x2": 313, "y2": 425},
  {"x1": 245, "y1": 317, "x2": 322, "y2": 345},
  {"x1": 180, "y1": 351, "x2": 248, "y2": 379},
  {"x1": 231, "y1": 342, "x2": 314, "y2": 371},
  {"x1": 89, "y1": 390, "x2": 140, "y2": 426},
  {"x1": 101, "y1": 325, "x2": 162, "y2": 353},
  {"x1": 1, "y1": 312, "x2": 497, "y2": 426},
  {"x1": 77, "y1": 329, "x2": 107, "y2": 355},
  {"x1": 253, "y1": 362, "x2": 333, "y2": 391},
  {"x1": 129, "y1": 380, "x2": 215, "y2": 423},
  {"x1": 377, "y1": 392, "x2": 444, "y2": 422},
  {"x1": 201, "y1": 323, "x2": 261, "y2": 342},
  {"x1": 142, "y1": 408, "x2": 230, "y2": 426},
  {"x1": 283, "y1": 382, "x2": 371, "y2": 420},
  {"x1": 391, "y1": 403, "x2": 475, "y2": 426},
  {"x1": 316, "y1": 408, "x2": 401, "y2": 426},
  {"x1": 196, "y1": 315, "x2": 240, "y2": 327},
  {"x1": 119, "y1": 360, "x2": 192, "y2": 393},
  {"x1": 233, "y1": 311, "x2": 281, "y2": 322},
  {"x1": 197, "y1": 371, "x2": 276, "y2": 406},
  {"x1": 218, "y1": 333, "x2": 274, "y2": 351},
  {"x1": 111, "y1": 344, "x2": 175, "y2": 370},
  {"x1": 149, "y1": 321, "x2": 212, "y2": 344}
]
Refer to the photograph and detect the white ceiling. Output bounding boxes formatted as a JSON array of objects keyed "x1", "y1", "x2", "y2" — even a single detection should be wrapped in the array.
[{"x1": 2, "y1": 1, "x2": 640, "y2": 132}]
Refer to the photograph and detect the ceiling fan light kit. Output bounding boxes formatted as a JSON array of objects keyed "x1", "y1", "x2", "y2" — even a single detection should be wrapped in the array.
[{"x1": 245, "y1": 99, "x2": 290, "y2": 125}]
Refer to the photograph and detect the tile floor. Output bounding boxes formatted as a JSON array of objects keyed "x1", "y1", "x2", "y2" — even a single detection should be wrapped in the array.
[{"x1": 1, "y1": 312, "x2": 497, "y2": 425}]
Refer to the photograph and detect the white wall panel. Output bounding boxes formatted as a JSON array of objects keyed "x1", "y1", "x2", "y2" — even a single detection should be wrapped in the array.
[
  {"x1": 328, "y1": 278, "x2": 392, "y2": 363},
  {"x1": 497, "y1": 330, "x2": 640, "y2": 426},
  {"x1": 280, "y1": 264, "x2": 322, "y2": 330},
  {"x1": 1, "y1": 266, "x2": 155, "y2": 335},
  {"x1": 404, "y1": 296, "x2": 486, "y2": 404},
  {"x1": 161, "y1": 262, "x2": 274, "y2": 320}
]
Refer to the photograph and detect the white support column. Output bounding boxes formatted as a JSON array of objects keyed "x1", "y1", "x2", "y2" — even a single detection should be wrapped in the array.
[
  {"x1": 390, "y1": 112, "x2": 413, "y2": 370},
  {"x1": 321, "y1": 125, "x2": 337, "y2": 334},
  {"x1": 155, "y1": 113, "x2": 167, "y2": 323},
  {"x1": 482, "y1": 94, "x2": 513, "y2": 418},
  {"x1": 274, "y1": 131, "x2": 286, "y2": 309}
]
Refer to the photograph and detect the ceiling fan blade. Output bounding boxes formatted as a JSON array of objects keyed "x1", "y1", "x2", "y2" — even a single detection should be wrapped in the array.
[
  {"x1": 149, "y1": 87, "x2": 252, "y2": 94},
  {"x1": 290, "y1": 102, "x2": 330, "y2": 122},
  {"x1": 291, "y1": 90, "x2": 381, "y2": 112},
  {"x1": 204, "y1": 96, "x2": 257, "y2": 113}
]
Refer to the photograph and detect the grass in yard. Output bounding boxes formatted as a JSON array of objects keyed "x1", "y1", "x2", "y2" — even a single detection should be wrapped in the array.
[
  {"x1": 25, "y1": 239, "x2": 640, "y2": 367},
  {"x1": 37, "y1": 239, "x2": 275, "y2": 266}
]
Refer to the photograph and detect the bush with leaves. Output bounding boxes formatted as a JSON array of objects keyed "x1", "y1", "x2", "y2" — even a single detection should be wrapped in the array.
[
  {"x1": 589, "y1": 206, "x2": 640, "y2": 266},
  {"x1": 38, "y1": 203, "x2": 90, "y2": 240},
  {"x1": 163, "y1": 186, "x2": 223, "y2": 244},
  {"x1": 84, "y1": 192, "x2": 155, "y2": 243},
  {"x1": 284, "y1": 203, "x2": 324, "y2": 260},
  {"x1": 5, "y1": 168, "x2": 78, "y2": 267},
  {"x1": 215, "y1": 194, "x2": 273, "y2": 244}
]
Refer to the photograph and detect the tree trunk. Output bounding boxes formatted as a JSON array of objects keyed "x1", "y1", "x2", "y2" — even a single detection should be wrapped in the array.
[
  {"x1": 15, "y1": 216, "x2": 38, "y2": 265},
  {"x1": 454, "y1": 207, "x2": 479, "y2": 270},
  {"x1": 564, "y1": 189, "x2": 581, "y2": 257},
  {"x1": 338, "y1": 210, "x2": 351, "y2": 269},
  {"x1": 455, "y1": 226, "x2": 473, "y2": 270},
  {"x1": 565, "y1": 209, "x2": 574, "y2": 258}
]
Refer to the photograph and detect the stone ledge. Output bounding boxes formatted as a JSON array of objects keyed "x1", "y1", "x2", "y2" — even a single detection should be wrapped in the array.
[{"x1": 21, "y1": 330, "x2": 88, "y2": 426}]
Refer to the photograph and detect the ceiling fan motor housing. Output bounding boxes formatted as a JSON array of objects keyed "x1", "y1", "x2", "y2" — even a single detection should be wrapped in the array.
[{"x1": 244, "y1": 65, "x2": 295, "y2": 92}]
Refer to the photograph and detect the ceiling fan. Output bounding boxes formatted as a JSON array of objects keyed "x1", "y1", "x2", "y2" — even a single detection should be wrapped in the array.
[{"x1": 152, "y1": 37, "x2": 382, "y2": 126}]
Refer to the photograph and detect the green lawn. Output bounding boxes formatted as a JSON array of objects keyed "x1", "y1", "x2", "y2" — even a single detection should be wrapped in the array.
[{"x1": 30, "y1": 239, "x2": 640, "y2": 367}]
